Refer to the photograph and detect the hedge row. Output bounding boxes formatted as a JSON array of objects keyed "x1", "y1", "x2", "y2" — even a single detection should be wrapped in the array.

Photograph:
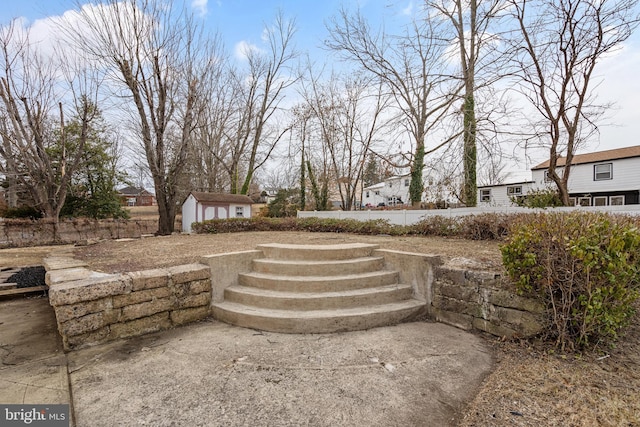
[{"x1": 191, "y1": 213, "x2": 519, "y2": 240}]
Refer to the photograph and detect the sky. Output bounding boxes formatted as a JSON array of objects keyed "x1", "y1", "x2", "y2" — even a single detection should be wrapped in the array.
[{"x1": 1, "y1": 0, "x2": 639, "y2": 180}]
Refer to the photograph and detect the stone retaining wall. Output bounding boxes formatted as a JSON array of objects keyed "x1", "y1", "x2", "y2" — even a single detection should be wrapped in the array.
[
  {"x1": 45, "y1": 257, "x2": 211, "y2": 350},
  {"x1": 0, "y1": 218, "x2": 162, "y2": 247},
  {"x1": 432, "y1": 266, "x2": 544, "y2": 338},
  {"x1": 43, "y1": 248, "x2": 545, "y2": 351}
]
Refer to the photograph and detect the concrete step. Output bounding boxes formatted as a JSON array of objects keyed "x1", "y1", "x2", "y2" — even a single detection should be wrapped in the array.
[
  {"x1": 251, "y1": 256, "x2": 385, "y2": 276},
  {"x1": 238, "y1": 270, "x2": 399, "y2": 292},
  {"x1": 211, "y1": 299, "x2": 426, "y2": 333},
  {"x1": 224, "y1": 283, "x2": 414, "y2": 310},
  {"x1": 257, "y1": 243, "x2": 379, "y2": 261}
]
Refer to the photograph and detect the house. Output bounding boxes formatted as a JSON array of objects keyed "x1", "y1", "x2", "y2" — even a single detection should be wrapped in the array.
[
  {"x1": 477, "y1": 180, "x2": 536, "y2": 206},
  {"x1": 181, "y1": 192, "x2": 254, "y2": 233},
  {"x1": 117, "y1": 186, "x2": 156, "y2": 207},
  {"x1": 531, "y1": 145, "x2": 640, "y2": 206},
  {"x1": 362, "y1": 176, "x2": 410, "y2": 207},
  {"x1": 479, "y1": 145, "x2": 640, "y2": 206}
]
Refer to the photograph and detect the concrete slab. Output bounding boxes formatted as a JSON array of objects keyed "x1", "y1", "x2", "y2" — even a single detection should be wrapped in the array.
[
  {"x1": 68, "y1": 320, "x2": 493, "y2": 427},
  {"x1": 0, "y1": 297, "x2": 70, "y2": 406}
]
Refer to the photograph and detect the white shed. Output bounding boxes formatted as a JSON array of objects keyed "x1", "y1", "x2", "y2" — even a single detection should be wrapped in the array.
[{"x1": 182, "y1": 192, "x2": 254, "y2": 233}]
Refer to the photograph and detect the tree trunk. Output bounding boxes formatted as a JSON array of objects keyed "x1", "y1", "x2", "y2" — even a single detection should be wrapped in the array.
[
  {"x1": 462, "y1": 93, "x2": 477, "y2": 206},
  {"x1": 409, "y1": 144, "x2": 425, "y2": 207}
]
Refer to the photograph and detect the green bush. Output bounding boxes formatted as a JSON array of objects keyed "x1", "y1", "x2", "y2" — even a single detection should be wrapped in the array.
[
  {"x1": 501, "y1": 212, "x2": 640, "y2": 351},
  {"x1": 512, "y1": 188, "x2": 563, "y2": 208}
]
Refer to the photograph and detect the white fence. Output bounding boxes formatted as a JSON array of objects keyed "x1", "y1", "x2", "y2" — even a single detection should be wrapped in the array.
[{"x1": 297, "y1": 205, "x2": 640, "y2": 226}]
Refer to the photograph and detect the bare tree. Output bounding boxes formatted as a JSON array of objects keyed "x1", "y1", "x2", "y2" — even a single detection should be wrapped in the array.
[
  {"x1": 302, "y1": 68, "x2": 389, "y2": 210},
  {"x1": 428, "y1": 0, "x2": 508, "y2": 206},
  {"x1": 0, "y1": 20, "x2": 99, "y2": 228},
  {"x1": 67, "y1": 0, "x2": 215, "y2": 234},
  {"x1": 508, "y1": 0, "x2": 639, "y2": 205},
  {"x1": 209, "y1": 13, "x2": 298, "y2": 196},
  {"x1": 326, "y1": 9, "x2": 462, "y2": 206}
]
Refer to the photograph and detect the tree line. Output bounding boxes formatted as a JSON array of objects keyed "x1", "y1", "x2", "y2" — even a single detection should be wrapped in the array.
[{"x1": 0, "y1": 0, "x2": 637, "y2": 234}]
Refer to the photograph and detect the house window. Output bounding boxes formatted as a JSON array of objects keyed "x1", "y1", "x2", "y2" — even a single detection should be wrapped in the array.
[
  {"x1": 365, "y1": 191, "x2": 370, "y2": 198},
  {"x1": 594, "y1": 163, "x2": 612, "y2": 180},
  {"x1": 480, "y1": 189, "x2": 491, "y2": 202},
  {"x1": 593, "y1": 196, "x2": 607, "y2": 206},
  {"x1": 578, "y1": 197, "x2": 591, "y2": 207},
  {"x1": 610, "y1": 195, "x2": 625, "y2": 206},
  {"x1": 568, "y1": 197, "x2": 576, "y2": 206},
  {"x1": 544, "y1": 170, "x2": 553, "y2": 182},
  {"x1": 236, "y1": 206, "x2": 244, "y2": 217},
  {"x1": 404, "y1": 179, "x2": 410, "y2": 187},
  {"x1": 388, "y1": 182, "x2": 393, "y2": 187},
  {"x1": 507, "y1": 186, "x2": 523, "y2": 196},
  {"x1": 127, "y1": 197, "x2": 136, "y2": 206},
  {"x1": 374, "y1": 191, "x2": 380, "y2": 196}
]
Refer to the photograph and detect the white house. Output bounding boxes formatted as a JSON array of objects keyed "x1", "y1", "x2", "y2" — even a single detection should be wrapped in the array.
[
  {"x1": 479, "y1": 145, "x2": 640, "y2": 206},
  {"x1": 362, "y1": 176, "x2": 410, "y2": 207},
  {"x1": 531, "y1": 145, "x2": 640, "y2": 206},
  {"x1": 477, "y1": 180, "x2": 536, "y2": 206},
  {"x1": 182, "y1": 192, "x2": 254, "y2": 233}
]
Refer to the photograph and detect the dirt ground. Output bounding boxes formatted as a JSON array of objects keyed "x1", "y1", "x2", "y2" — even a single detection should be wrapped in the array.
[
  {"x1": 72, "y1": 231, "x2": 503, "y2": 273},
  {"x1": 2, "y1": 232, "x2": 639, "y2": 426}
]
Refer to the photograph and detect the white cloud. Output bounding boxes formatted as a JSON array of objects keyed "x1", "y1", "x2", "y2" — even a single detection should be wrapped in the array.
[
  {"x1": 234, "y1": 40, "x2": 263, "y2": 61},
  {"x1": 402, "y1": 1, "x2": 414, "y2": 16},
  {"x1": 192, "y1": 0, "x2": 208, "y2": 17}
]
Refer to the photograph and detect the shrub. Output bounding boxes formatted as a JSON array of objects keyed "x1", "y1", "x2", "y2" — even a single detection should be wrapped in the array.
[
  {"x1": 512, "y1": 188, "x2": 563, "y2": 208},
  {"x1": 3, "y1": 205, "x2": 43, "y2": 219},
  {"x1": 410, "y1": 216, "x2": 460, "y2": 236},
  {"x1": 501, "y1": 212, "x2": 640, "y2": 351},
  {"x1": 460, "y1": 213, "x2": 512, "y2": 240}
]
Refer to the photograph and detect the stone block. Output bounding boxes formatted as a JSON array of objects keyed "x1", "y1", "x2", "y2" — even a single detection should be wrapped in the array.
[
  {"x1": 176, "y1": 292, "x2": 210, "y2": 309},
  {"x1": 433, "y1": 309, "x2": 473, "y2": 330},
  {"x1": 54, "y1": 297, "x2": 112, "y2": 323},
  {"x1": 472, "y1": 318, "x2": 517, "y2": 338},
  {"x1": 65, "y1": 326, "x2": 110, "y2": 351},
  {"x1": 436, "y1": 267, "x2": 466, "y2": 284},
  {"x1": 121, "y1": 297, "x2": 173, "y2": 322},
  {"x1": 488, "y1": 307, "x2": 544, "y2": 336},
  {"x1": 187, "y1": 279, "x2": 211, "y2": 295},
  {"x1": 432, "y1": 295, "x2": 482, "y2": 317},
  {"x1": 465, "y1": 270, "x2": 501, "y2": 284},
  {"x1": 487, "y1": 289, "x2": 545, "y2": 313},
  {"x1": 436, "y1": 281, "x2": 479, "y2": 303},
  {"x1": 113, "y1": 287, "x2": 172, "y2": 308},
  {"x1": 127, "y1": 269, "x2": 170, "y2": 291},
  {"x1": 46, "y1": 268, "x2": 91, "y2": 286},
  {"x1": 43, "y1": 257, "x2": 88, "y2": 271},
  {"x1": 49, "y1": 275, "x2": 131, "y2": 306},
  {"x1": 60, "y1": 309, "x2": 119, "y2": 337},
  {"x1": 109, "y1": 312, "x2": 171, "y2": 340},
  {"x1": 168, "y1": 264, "x2": 210, "y2": 284},
  {"x1": 170, "y1": 306, "x2": 210, "y2": 326}
]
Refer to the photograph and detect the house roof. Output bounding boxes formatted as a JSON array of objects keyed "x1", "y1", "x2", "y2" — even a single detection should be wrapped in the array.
[
  {"x1": 118, "y1": 186, "x2": 154, "y2": 197},
  {"x1": 532, "y1": 145, "x2": 640, "y2": 170},
  {"x1": 477, "y1": 180, "x2": 535, "y2": 189},
  {"x1": 190, "y1": 192, "x2": 254, "y2": 204},
  {"x1": 363, "y1": 182, "x2": 386, "y2": 191}
]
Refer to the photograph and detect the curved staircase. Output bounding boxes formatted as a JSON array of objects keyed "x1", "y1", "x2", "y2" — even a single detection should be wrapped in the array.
[{"x1": 211, "y1": 243, "x2": 426, "y2": 333}]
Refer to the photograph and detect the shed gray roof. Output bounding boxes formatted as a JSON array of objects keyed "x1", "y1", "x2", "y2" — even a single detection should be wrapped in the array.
[{"x1": 190, "y1": 192, "x2": 254, "y2": 204}]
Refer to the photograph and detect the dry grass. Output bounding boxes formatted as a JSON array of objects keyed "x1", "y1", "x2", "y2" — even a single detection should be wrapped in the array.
[{"x1": 461, "y1": 313, "x2": 640, "y2": 427}]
